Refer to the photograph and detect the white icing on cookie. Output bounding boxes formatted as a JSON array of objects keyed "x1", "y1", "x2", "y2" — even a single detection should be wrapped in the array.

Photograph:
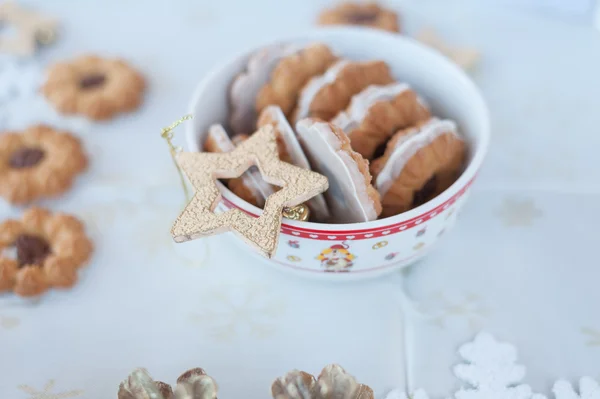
[
  {"x1": 294, "y1": 60, "x2": 350, "y2": 122},
  {"x1": 246, "y1": 166, "x2": 276, "y2": 207},
  {"x1": 263, "y1": 106, "x2": 311, "y2": 169},
  {"x1": 206, "y1": 125, "x2": 273, "y2": 207},
  {"x1": 229, "y1": 44, "x2": 299, "y2": 134},
  {"x1": 375, "y1": 119, "x2": 460, "y2": 197},
  {"x1": 331, "y1": 83, "x2": 411, "y2": 132},
  {"x1": 261, "y1": 106, "x2": 331, "y2": 221},
  {"x1": 207, "y1": 124, "x2": 235, "y2": 152},
  {"x1": 296, "y1": 119, "x2": 378, "y2": 223}
]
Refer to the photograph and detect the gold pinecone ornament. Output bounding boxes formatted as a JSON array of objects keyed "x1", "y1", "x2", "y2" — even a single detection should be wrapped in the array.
[
  {"x1": 272, "y1": 364, "x2": 374, "y2": 399},
  {"x1": 118, "y1": 368, "x2": 218, "y2": 399},
  {"x1": 118, "y1": 364, "x2": 372, "y2": 399}
]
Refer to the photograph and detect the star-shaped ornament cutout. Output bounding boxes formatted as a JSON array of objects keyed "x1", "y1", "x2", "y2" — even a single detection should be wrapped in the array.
[
  {"x1": 171, "y1": 125, "x2": 329, "y2": 258},
  {"x1": 0, "y1": 1, "x2": 58, "y2": 56}
]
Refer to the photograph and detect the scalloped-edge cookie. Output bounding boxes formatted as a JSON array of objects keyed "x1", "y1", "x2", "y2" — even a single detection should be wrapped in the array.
[
  {"x1": 0, "y1": 208, "x2": 93, "y2": 298},
  {"x1": 42, "y1": 55, "x2": 145, "y2": 121},
  {"x1": 293, "y1": 59, "x2": 394, "y2": 123},
  {"x1": 317, "y1": 2, "x2": 400, "y2": 33},
  {"x1": 296, "y1": 118, "x2": 381, "y2": 223},
  {"x1": 0, "y1": 125, "x2": 88, "y2": 205},
  {"x1": 371, "y1": 118, "x2": 466, "y2": 217},
  {"x1": 256, "y1": 43, "x2": 338, "y2": 120},
  {"x1": 229, "y1": 43, "x2": 300, "y2": 135},
  {"x1": 258, "y1": 106, "x2": 331, "y2": 222},
  {"x1": 331, "y1": 82, "x2": 431, "y2": 160},
  {"x1": 204, "y1": 125, "x2": 274, "y2": 208}
]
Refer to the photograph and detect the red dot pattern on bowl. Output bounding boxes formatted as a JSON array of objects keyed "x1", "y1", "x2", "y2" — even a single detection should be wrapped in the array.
[{"x1": 220, "y1": 177, "x2": 474, "y2": 240}]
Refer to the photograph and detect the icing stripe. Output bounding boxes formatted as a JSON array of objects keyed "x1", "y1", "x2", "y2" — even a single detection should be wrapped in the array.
[
  {"x1": 331, "y1": 82, "x2": 411, "y2": 132},
  {"x1": 375, "y1": 119, "x2": 459, "y2": 196}
]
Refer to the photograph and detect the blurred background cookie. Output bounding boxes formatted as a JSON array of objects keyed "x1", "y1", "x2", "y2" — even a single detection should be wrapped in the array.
[
  {"x1": 0, "y1": 125, "x2": 88, "y2": 205},
  {"x1": 317, "y1": 2, "x2": 400, "y2": 33},
  {"x1": 0, "y1": 208, "x2": 93, "y2": 297},
  {"x1": 42, "y1": 55, "x2": 146, "y2": 120}
]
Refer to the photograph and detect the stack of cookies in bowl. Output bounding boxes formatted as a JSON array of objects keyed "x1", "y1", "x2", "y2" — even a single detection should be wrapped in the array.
[
  {"x1": 187, "y1": 28, "x2": 489, "y2": 277},
  {"x1": 214, "y1": 42, "x2": 466, "y2": 224}
]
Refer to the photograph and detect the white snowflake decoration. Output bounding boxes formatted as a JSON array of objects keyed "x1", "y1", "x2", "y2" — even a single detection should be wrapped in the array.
[
  {"x1": 385, "y1": 388, "x2": 430, "y2": 399},
  {"x1": 0, "y1": 58, "x2": 90, "y2": 132},
  {"x1": 553, "y1": 378, "x2": 600, "y2": 399},
  {"x1": 18, "y1": 380, "x2": 84, "y2": 399},
  {"x1": 454, "y1": 332, "x2": 531, "y2": 399},
  {"x1": 384, "y1": 332, "x2": 600, "y2": 399},
  {"x1": 0, "y1": 60, "x2": 43, "y2": 103}
]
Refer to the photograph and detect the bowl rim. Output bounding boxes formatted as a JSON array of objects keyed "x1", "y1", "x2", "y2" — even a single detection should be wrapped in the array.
[{"x1": 186, "y1": 26, "x2": 490, "y2": 232}]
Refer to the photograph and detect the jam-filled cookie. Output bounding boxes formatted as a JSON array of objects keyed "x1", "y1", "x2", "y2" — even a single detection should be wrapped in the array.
[
  {"x1": 257, "y1": 106, "x2": 331, "y2": 222},
  {"x1": 230, "y1": 43, "x2": 337, "y2": 134},
  {"x1": 204, "y1": 125, "x2": 274, "y2": 208},
  {"x1": 296, "y1": 118, "x2": 381, "y2": 223},
  {"x1": 42, "y1": 55, "x2": 145, "y2": 120},
  {"x1": 229, "y1": 43, "x2": 300, "y2": 135},
  {"x1": 371, "y1": 118, "x2": 466, "y2": 217},
  {"x1": 0, "y1": 208, "x2": 93, "y2": 297},
  {"x1": 0, "y1": 125, "x2": 88, "y2": 205},
  {"x1": 293, "y1": 59, "x2": 394, "y2": 123},
  {"x1": 331, "y1": 82, "x2": 430, "y2": 160},
  {"x1": 254, "y1": 43, "x2": 338, "y2": 122},
  {"x1": 317, "y1": 2, "x2": 400, "y2": 33}
]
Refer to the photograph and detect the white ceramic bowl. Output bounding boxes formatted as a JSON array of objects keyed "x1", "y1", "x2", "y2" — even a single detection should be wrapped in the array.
[{"x1": 186, "y1": 27, "x2": 490, "y2": 280}]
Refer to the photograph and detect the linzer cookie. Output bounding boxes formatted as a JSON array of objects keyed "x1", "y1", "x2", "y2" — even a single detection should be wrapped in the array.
[
  {"x1": 0, "y1": 208, "x2": 93, "y2": 297},
  {"x1": 331, "y1": 82, "x2": 431, "y2": 160},
  {"x1": 258, "y1": 106, "x2": 331, "y2": 222},
  {"x1": 204, "y1": 124, "x2": 274, "y2": 208},
  {"x1": 371, "y1": 118, "x2": 466, "y2": 217},
  {"x1": 255, "y1": 43, "x2": 337, "y2": 120},
  {"x1": 293, "y1": 59, "x2": 394, "y2": 123},
  {"x1": 229, "y1": 43, "x2": 300, "y2": 134},
  {"x1": 0, "y1": 125, "x2": 88, "y2": 205},
  {"x1": 296, "y1": 118, "x2": 381, "y2": 223},
  {"x1": 317, "y1": 2, "x2": 400, "y2": 33}
]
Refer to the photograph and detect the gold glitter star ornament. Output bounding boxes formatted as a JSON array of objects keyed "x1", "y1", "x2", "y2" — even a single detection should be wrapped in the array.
[
  {"x1": 0, "y1": 1, "x2": 59, "y2": 56},
  {"x1": 171, "y1": 125, "x2": 329, "y2": 258}
]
